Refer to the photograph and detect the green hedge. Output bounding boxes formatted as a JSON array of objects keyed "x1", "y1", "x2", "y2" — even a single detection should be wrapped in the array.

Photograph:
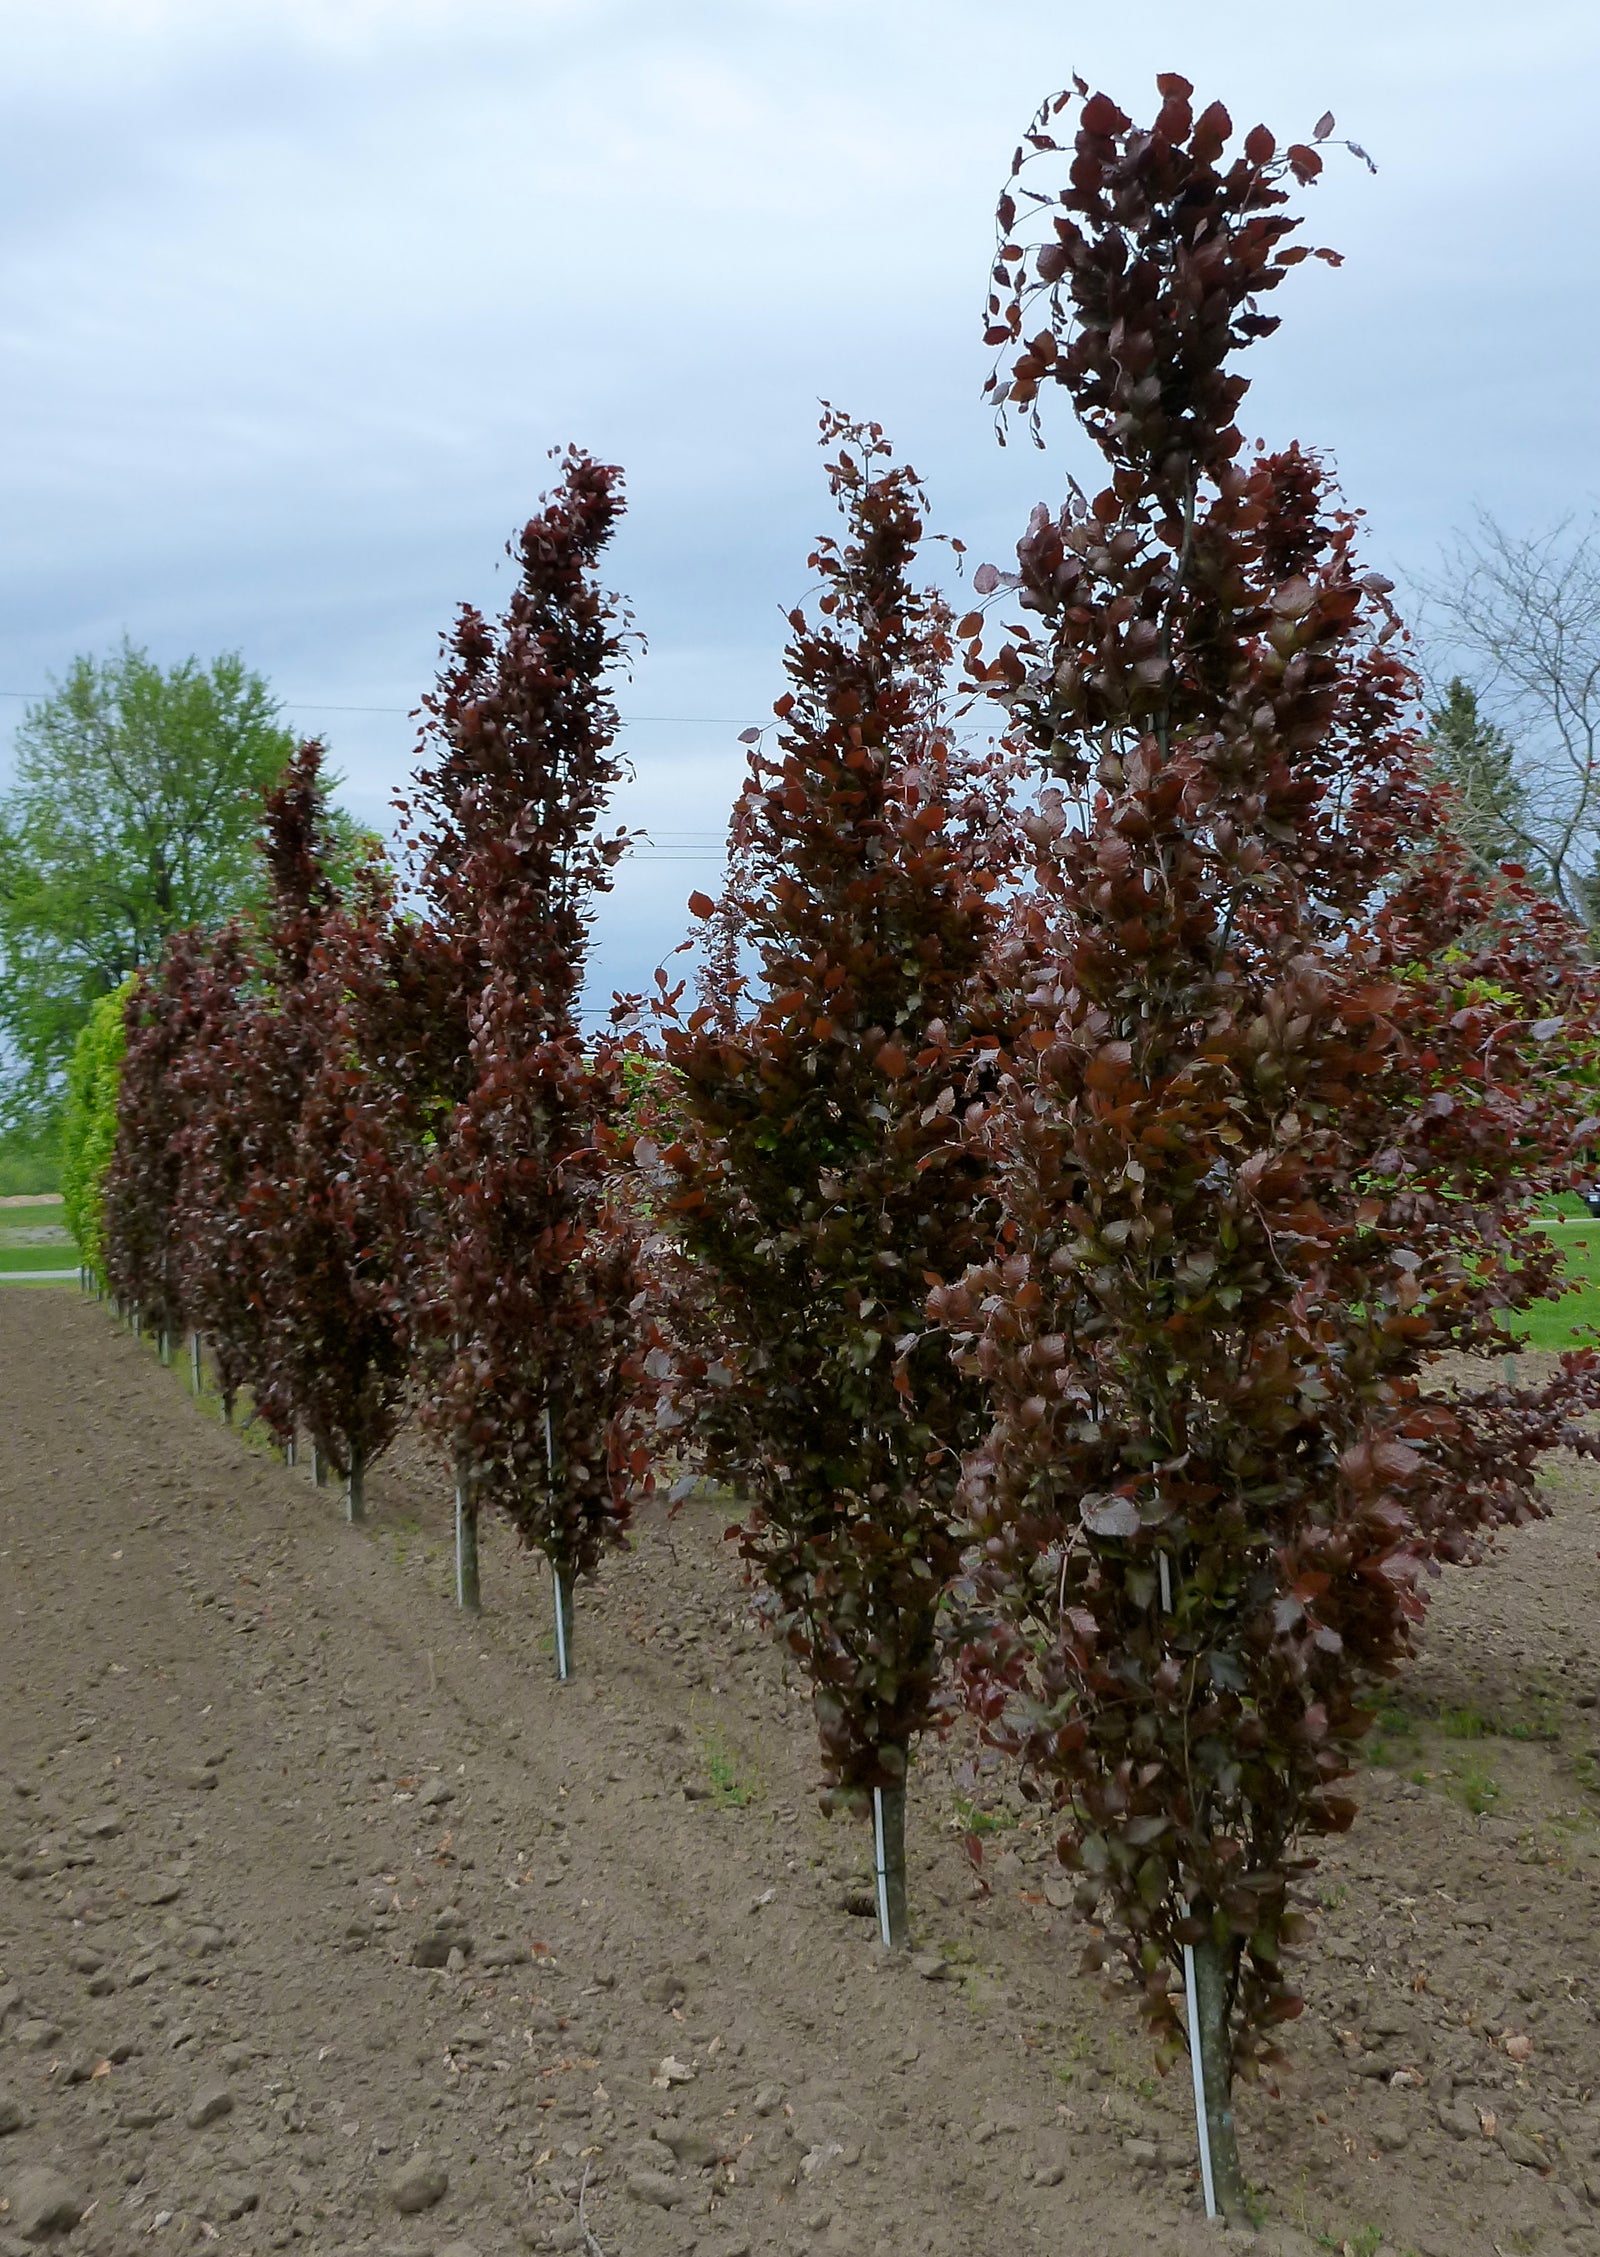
[{"x1": 59, "y1": 981, "x2": 132, "y2": 1278}]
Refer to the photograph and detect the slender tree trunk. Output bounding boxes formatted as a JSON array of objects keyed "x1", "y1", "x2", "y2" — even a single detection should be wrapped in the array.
[
  {"x1": 455, "y1": 1463, "x2": 480, "y2": 1614},
  {"x1": 346, "y1": 1442, "x2": 366, "y2": 1524},
  {"x1": 1190, "y1": 1932, "x2": 1248, "y2": 2219},
  {"x1": 285, "y1": 1433, "x2": 297, "y2": 1468},
  {"x1": 158, "y1": 1328, "x2": 171, "y2": 1367},
  {"x1": 311, "y1": 1442, "x2": 326, "y2": 1487},
  {"x1": 552, "y1": 1563, "x2": 574, "y2": 1680},
  {"x1": 133, "y1": 1308, "x2": 142, "y2": 1342},
  {"x1": 872, "y1": 1778, "x2": 910, "y2": 1950}
]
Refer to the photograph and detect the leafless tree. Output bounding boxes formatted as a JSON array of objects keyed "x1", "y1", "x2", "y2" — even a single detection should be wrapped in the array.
[{"x1": 1422, "y1": 511, "x2": 1600, "y2": 928}]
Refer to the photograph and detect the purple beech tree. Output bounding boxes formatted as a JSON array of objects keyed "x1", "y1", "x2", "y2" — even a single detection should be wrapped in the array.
[
  {"x1": 409, "y1": 450, "x2": 645, "y2": 1658},
  {"x1": 234, "y1": 743, "x2": 413, "y2": 1514},
  {"x1": 102, "y1": 926, "x2": 208, "y2": 1359},
  {"x1": 939, "y1": 77, "x2": 1600, "y2": 2211},
  {"x1": 654, "y1": 414, "x2": 1019, "y2": 1944},
  {"x1": 167, "y1": 925, "x2": 263, "y2": 1421}
]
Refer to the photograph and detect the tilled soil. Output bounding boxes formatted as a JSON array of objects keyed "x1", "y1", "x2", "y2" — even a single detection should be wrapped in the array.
[{"x1": 2, "y1": 1297, "x2": 1599, "y2": 2257}]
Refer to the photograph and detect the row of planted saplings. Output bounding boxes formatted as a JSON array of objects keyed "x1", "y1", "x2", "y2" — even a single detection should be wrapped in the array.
[
  {"x1": 81, "y1": 1257, "x2": 1316, "y2": 2230},
  {"x1": 84, "y1": 1272, "x2": 580, "y2": 1673}
]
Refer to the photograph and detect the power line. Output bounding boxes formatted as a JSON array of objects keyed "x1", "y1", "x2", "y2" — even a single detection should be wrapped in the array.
[
  {"x1": 279, "y1": 707, "x2": 756, "y2": 724},
  {"x1": 0, "y1": 687, "x2": 755, "y2": 725}
]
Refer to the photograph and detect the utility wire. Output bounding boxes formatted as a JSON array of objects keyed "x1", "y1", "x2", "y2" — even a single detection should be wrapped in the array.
[{"x1": 0, "y1": 687, "x2": 755, "y2": 724}]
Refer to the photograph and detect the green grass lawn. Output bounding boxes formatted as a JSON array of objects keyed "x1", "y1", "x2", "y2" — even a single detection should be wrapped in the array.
[
  {"x1": 1514, "y1": 1216, "x2": 1600, "y2": 1350},
  {"x1": 0, "y1": 1199, "x2": 77, "y2": 1279},
  {"x1": 3, "y1": 1201, "x2": 1598, "y2": 1330}
]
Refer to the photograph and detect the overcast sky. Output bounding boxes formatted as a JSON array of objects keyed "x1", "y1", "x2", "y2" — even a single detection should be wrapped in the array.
[{"x1": 2, "y1": 0, "x2": 1595, "y2": 1008}]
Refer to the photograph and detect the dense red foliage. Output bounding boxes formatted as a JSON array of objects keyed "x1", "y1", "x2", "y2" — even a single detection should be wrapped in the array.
[
  {"x1": 653, "y1": 416, "x2": 1018, "y2": 1885},
  {"x1": 231, "y1": 744, "x2": 413, "y2": 1489},
  {"x1": 103, "y1": 927, "x2": 208, "y2": 1347},
  {"x1": 166, "y1": 927, "x2": 261, "y2": 1420},
  {"x1": 941, "y1": 75, "x2": 1600, "y2": 2204},
  {"x1": 409, "y1": 453, "x2": 645, "y2": 1609}
]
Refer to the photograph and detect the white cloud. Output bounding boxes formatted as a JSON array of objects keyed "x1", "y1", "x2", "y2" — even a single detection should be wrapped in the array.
[{"x1": 0, "y1": 0, "x2": 1595, "y2": 999}]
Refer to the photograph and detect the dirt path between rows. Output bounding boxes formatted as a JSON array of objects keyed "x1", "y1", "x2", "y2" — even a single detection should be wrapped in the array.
[{"x1": 2, "y1": 1297, "x2": 1599, "y2": 2257}]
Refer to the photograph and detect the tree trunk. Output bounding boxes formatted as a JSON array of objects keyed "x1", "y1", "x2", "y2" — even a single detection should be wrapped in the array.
[
  {"x1": 1190, "y1": 1931, "x2": 1248, "y2": 2219},
  {"x1": 285, "y1": 1433, "x2": 297, "y2": 1468},
  {"x1": 455, "y1": 1466, "x2": 480, "y2": 1614},
  {"x1": 158, "y1": 1328, "x2": 171, "y2": 1367},
  {"x1": 311, "y1": 1442, "x2": 326, "y2": 1488},
  {"x1": 872, "y1": 1780, "x2": 910, "y2": 1950},
  {"x1": 132, "y1": 1308, "x2": 142, "y2": 1342},
  {"x1": 346, "y1": 1443, "x2": 366, "y2": 1524},
  {"x1": 552, "y1": 1564, "x2": 574, "y2": 1680}
]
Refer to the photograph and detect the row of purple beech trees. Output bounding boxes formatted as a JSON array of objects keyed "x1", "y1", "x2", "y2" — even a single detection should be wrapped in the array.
[
  {"x1": 97, "y1": 79, "x2": 1600, "y2": 2215},
  {"x1": 105, "y1": 457, "x2": 645, "y2": 1674}
]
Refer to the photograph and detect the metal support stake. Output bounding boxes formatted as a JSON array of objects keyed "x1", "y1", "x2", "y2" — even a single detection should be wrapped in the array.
[
  {"x1": 872, "y1": 1786, "x2": 893, "y2": 1949},
  {"x1": 544, "y1": 1406, "x2": 570, "y2": 1679},
  {"x1": 1161, "y1": 1545, "x2": 1218, "y2": 2222},
  {"x1": 553, "y1": 1567, "x2": 570, "y2": 1681},
  {"x1": 1184, "y1": 1911, "x2": 1219, "y2": 2219}
]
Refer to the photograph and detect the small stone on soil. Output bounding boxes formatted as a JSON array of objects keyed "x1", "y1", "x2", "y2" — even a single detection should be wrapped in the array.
[
  {"x1": 185, "y1": 2076, "x2": 234, "y2": 2128},
  {"x1": 6, "y1": 2165, "x2": 85, "y2": 2239},
  {"x1": 625, "y1": 2167, "x2": 682, "y2": 2207},
  {"x1": 208, "y1": 2176, "x2": 260, "y2": 2221},
  {"x1": 10, "y1": 2023, "x2": 61, "y2": 2052},
  {"x1": 387, "y1": 2155, "x2": 448, "y2": 2213}
]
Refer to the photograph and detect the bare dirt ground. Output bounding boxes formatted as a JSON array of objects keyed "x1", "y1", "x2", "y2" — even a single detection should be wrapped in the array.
[{"x1": 2, "y1": 1297, "x2": 1599, "y2": 2257}]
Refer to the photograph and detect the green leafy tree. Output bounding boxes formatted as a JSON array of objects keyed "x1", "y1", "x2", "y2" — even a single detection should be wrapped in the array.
[
  {"x1": 0, "y1": 640, "x2": 296, "y2": 1123},
  {"x1": 1426, "y1": 677, "x2": 1527, "y2": 874},
  {"x1": 59, "y1": 980, "x2": 133, "y2": 1279},
  {"x1": 0, "y1": 1120, "x2": 60, "y2": 1197}
]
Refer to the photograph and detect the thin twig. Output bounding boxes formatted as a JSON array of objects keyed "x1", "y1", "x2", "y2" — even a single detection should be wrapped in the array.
[{"x1": 574, "y1": 2160, "x2": 606, "y2": 2256}]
